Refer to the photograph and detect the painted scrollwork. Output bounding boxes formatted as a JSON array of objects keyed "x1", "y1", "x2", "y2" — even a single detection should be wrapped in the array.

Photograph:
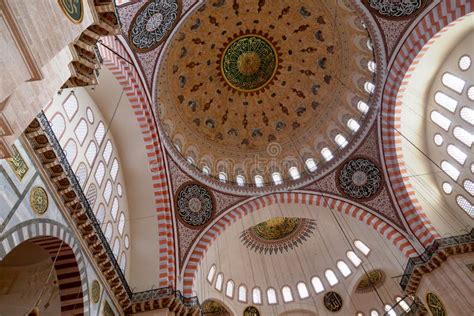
[
  {"x1": 338, "y1": 158, "x2": 381, "y2": 199},
  {"x1": 368, "y1": 0, "x2": 423, "y2": 17}
]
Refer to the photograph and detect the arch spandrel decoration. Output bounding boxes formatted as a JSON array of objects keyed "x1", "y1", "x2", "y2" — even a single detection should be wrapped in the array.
[
  {"x1": 182, "y1": 192, "x2": 416, "y2": 296},
  {"x1": 380, "y1": 0, "x2": 472, "y2": 248},
  {"x1": 0, "y1": 219, "x2": 89, "y2": 315}
]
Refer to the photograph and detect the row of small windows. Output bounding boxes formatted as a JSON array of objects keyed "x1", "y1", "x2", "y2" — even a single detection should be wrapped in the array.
[
  {"x1": 207, "y1": 240, "x2": 369, "y2": 304},
  {"x1": 356, "y1": 297, "x2": 412, "y2": 316},
  {"x1": 431, "y1": 54, "x2": 473, "y2": 217},
  {"x1": 197, "y1": 119, "x2": 361, "y2": 187}
]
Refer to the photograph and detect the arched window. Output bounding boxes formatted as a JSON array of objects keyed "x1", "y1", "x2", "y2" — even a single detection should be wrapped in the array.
[
  {"x1": 364, "y1": 82, "x2": 375, "y2": 94},
  {"x1": 63, "y1": 93, "x2": 78, "y2": 120},
  {"x1": 272, "y1": 172, "x2": 283, "y2": 185},
  {"x1": 354, "y1": 240, "x2": 371, "y2": 256},
  {"x1": 95, "y1": 204, "x2": 105, "y2": 224},
  {"x1": 225, "y1": 280, "x2": 234, "y2": 298},
  {"x1": 74, "y1": 119, "x2": 88, "y2": 145},
  {"x1": 202, "y1": 166, "x2": 210, "y2": 175},
  {"x1": 207, "y1": 265, "x2": 216, "y2": 283},
  {"x1": 252, "y1": 287, "x2": 262, "y2": 304},
  {"x1": 335, "y1": 134, "x2": 348, "y2": 148},
  {"x1": 75, "y1": 163, "x2": 88, "y2": 188},
  {"x1": 103, "y1": 140, "x2": 113, "y2": 164},
  {"x1": 254, "y1": 175, "x2": 264, "y2": 187},
  {"x1": 384, "y1": 304, "x2": 397, "y2": 316},
  {"x1": 305, "y1": 158, "x2": 317, "y2": 172},
  {"x1": 367, "y1": 39, "x2": 373, "y2": 51},
  {"x1": 187, "y1": 156, "x2": 194, "y2": 164},
  {"x1": 311, "y1": 276, "x2": 324, "y2": 293},
  {"x1": 447, "y1": 144, "x2": 467, "y2": 165},
  {"x1": 111, "y1": 197, "x2": 119, "y2": 221},
  {"x1": 124, "y1": 235, "x2": 130, "y2": 249},
  {"x1": 238, "y1": 284, "x2": 247, "y2": 302},
  {"x1": 64, "y1": 139, "x2": 77, "y2": 164},
  {"x1": 281, "y1": 286, "x2": 293, "y2": 302},
  {"x1": 103, "y1": 180, "x2": 113, "y2": 204},
  {"x1": 236, "y1": 175, "x2": 245, "y2": 186},
  {"x1": 321, "y1": 147, "x2": 333, "y2": 161},
  {"x1": 325, "y1": 269, "x2": 338, "y2": 286},
  {"x1": 347, "y1": 118, "x2": 360, "y2": 132},
  {"x1": 86, "y1": 107, "x2": 94, "y2": 124},
  {"x1": 368, "y1": 61, "x2": 376, "y2": 73},
  {"x1": 463, "y1": 180, "x2": 473, "y2": 196},
  {"x1": 431, "y1": 111, "x2": 451, "y2": 131},
  {"x1": 266, "y1": 288, "x2": 277, "y2": 304},
  {"x1": 370, "y1": 311, "x2": 379, "y2": 316},
  {"x1": 219, "y1": 172, "x2": 227, "y2": 182},
  {"x1": 297, "y1": 282, "x2": 309, "y2": 299},
  {"x1": 346, "y1": 251, "x2": 362, "y2": 267},
  {"x1": 357, "y1": 100, "x2": 369, "y2": 114},
  {"x1": 117, "y1": 183, "x2": 123, "y2": 197},
  {"x1": 215, "y1": 273, "x2": 224, "y2": 291},
  {"x1": 118, "y1": 212, "x2": 125, "y2": 236},
  {"x1": 289, "y1": 166, "x2": 300, "y2": 180},
  {"x1": 104, "y1": 222, "x2": 113, "y2": 242},
  {"x1": 110, "y1": 159, "x2": 119, "y2": 182},
  {"x1": 85, "y1": 183, "x2": 97, "y2": 208},
  {"x1": 441, "y1": 160, "x2": 460, "y2": 180},
  {"x1": 337, "y1": 260, "x2": 352, "y2": 277},
  {"x1": 396, "y1": 297, "x2": 411, "y2": 312},
  {"x1": 460, "y1": 107, "x2": 473, "y2": 125},
  {"x1": 94, "y1": 121, "x2": 106, "y2": 144},
  {"x1": 434, "y1": 91, "x2": 458, "y2": 112},
  {"x1": 94, "y1": 161, "x2": 105, "y2": 186},
  {"x1": 441, "y1": 72, "x2": 465, "y2": 93},
  {"x1": 112, "y1": 237, "x2": 120, "y2": 258},
  {"x1": 456, "y1": 196, "x2": 474, "y2": 216},
  {"x1": 50, "y1": 113, "x2": 65, "y2": 139},
  {"x1": 85, "y1": 141, "x2": 97, "y2": 165},
  {"x1": 453, "y1": 126, "x2": 472, "y2": 147},
  {"x1": 119, "y1": 252, "x2": 126, "y2": 272}
]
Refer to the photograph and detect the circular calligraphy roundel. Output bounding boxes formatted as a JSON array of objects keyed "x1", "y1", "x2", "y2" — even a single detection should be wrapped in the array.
[
  {"x1": 176, "y1": 182, "x2": 215, "y2": 228},
  {"x1": 129, "y1": 0, "x2": 181, "y2": 52}
]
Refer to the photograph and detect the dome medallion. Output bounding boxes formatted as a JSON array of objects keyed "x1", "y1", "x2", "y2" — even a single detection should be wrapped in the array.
[{"x1": 218, "y1": 33, "x2": 282, "y2": 94}]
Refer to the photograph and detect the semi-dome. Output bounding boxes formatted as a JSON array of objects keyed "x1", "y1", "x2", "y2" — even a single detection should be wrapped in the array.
[{"x1": 155, "y1": 0, "x2": 376, "y2": 192}]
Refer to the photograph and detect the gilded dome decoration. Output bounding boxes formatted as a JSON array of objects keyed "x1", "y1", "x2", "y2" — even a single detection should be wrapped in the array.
[
  {"x1": 175, "y1": 182, "x2": 215, "y2": 228},
  {"x1": 155, "y1": 1, "x2": 376, "y2": 192},
  {"x1": 240, "y1": 217, "x2": 316, "y2": 254},
  {"x1": 219, "y1": 32, "x2": 282, "y2": 94},
  {"x1": 355, "y1": 269, "x2": 385, "y2": 293}
]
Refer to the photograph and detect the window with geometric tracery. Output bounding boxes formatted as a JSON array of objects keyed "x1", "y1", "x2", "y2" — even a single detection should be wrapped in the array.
[{"x1": 428, "y1": 52, "x2": 473, "y2": 217}]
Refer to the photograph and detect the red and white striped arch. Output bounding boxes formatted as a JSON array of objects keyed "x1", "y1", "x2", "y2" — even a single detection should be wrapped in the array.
[
  {"x1": 99, "y1": 37, "x2": 175, "y2": 287},
  {"x1": 182, "y1": 192, "x2": 416, "y2": 296},
  {"x1": 380, "y1": 0, "x2": 471, "y2": 248}
]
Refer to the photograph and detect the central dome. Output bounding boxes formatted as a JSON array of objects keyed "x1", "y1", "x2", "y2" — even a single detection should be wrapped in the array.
[
  {"x1": 156, "y1": 0, "x2": 375, "y2": 191},
  {"x1": 220, "y1": 34, "x2": 280, "y2": 92}
]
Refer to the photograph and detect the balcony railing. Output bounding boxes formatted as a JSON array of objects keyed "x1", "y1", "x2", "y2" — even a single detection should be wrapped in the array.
[
  {"x1": 36, "y1": 111, "x2": 200, "y2": 310},
  {"x1": 400, "y1": 229, "x2": 474, "y2": 290}
]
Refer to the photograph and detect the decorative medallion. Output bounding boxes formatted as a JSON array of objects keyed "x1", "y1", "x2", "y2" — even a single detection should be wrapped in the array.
[
  {"x1": 338, "y1": 158, "x2": 381, "y2": 199},
  {"x1": 324, "y1": 291, "x2": 343, "y2": 312},
  {"x1": 91, "y1": 280, "x2": 101, "y2": 303},
  {"x1": 368, "y1": 0, "x2": 423, "y2": 17},
  {"x1": 6, "y1": 144, "x2": 29, "y2": 180},
  {"x1": 129, "y1": 0, "x2": 181, "y2": 52},
  {"x1": 57, "y1": 0, "x2": 83, "y2": 24},
  {"x1": 240, "y1": 217, "x2": 316, "y2": 254},
  {"x1": 30, "y1": 186, "x2": 49, "y2": 215},
  {"x1": 176, "y1": 182, "x2": 215, "y2": 228},
  {"x1": 202, "y1": 299, "x2": 230, "y2": 315},
  {"x1": 426, "y1": 292, "x2": 446, "y2": 316},
  {"x1": 218, "y1": 33, "x2": 282, "y2": 94},
  {"x1": 355, "y1": 269, "x2": 385, "y2": 293},
  {"x1": 243, "y1": 306, "x2": 260, "y2": 316},
  {"x1": 103, "y1": 300, "x2": 115, "y2": 316}
]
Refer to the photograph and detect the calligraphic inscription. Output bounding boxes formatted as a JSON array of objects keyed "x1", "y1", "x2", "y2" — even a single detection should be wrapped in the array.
[
  {"x1": 103, "y1": 300, "x2": 115, "y2": 316},
  {"x1": 324, "y1": 291, "x2": 343, "y2": 312},
  {"x1": 58, "y1": 0, "x2": 83, "y2": 24},
  {"x1": 30, "y1": 186, "x2": 49, "y2": 215},
  {"x1": 243, "y1": 306, "x2": 260, "y2": 316},
  {"x1": 6, "y1": 144, "x2": 29, "y2": 180},
  {"x1": 426, "y1": 292, "x2": 446, "y2": 316},
  {"x1": 91, "y1": 280, "x2": 100, "y2": 303}
]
